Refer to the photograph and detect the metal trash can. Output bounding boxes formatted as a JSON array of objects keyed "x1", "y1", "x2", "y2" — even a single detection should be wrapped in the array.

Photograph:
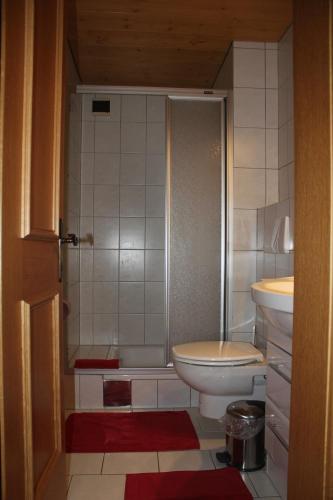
[{"x1": 218, "y1": 400, "x2": 265, "y2": 471}]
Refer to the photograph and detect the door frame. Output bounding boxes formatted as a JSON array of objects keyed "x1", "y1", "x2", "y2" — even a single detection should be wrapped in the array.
[{"x1": 289, "y1": 1, "x2": 333, "y2": 498}]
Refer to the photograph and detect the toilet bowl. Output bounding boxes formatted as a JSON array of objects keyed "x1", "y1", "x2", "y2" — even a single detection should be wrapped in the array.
[{"x1": 172, "y1": 341, "x2": 267, "y2": 419}]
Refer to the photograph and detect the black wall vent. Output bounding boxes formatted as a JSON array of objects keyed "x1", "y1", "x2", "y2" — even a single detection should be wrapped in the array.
[{"x1": 92, "y1": 100, "x2": 110, "y2": 113}]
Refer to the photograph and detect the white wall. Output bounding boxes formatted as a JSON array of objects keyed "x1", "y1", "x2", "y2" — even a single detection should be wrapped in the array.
[
  {"x1": 214, "y1": 41, "x2": 279, "y2": 342},
  {"x1": 78, "y1": 93, "x2": 167, "y2": 366},
  {"x1": 255, "y1": 26, "x2": 294, "y2": 353}
]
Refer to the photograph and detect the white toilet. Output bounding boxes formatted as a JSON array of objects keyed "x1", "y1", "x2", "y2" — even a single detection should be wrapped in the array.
[{"x1": 172, "y1": 341, "x2": 267, "y2": 419}]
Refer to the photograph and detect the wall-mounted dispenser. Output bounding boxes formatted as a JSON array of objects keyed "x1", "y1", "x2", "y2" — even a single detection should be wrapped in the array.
[{"x1": 271, "y1": 216, "x2": 292, "y2": 253}]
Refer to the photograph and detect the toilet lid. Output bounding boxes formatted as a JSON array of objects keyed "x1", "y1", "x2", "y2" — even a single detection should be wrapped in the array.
[{"x1": 172, "y1": 341, "x2": 264, "y2": 365}]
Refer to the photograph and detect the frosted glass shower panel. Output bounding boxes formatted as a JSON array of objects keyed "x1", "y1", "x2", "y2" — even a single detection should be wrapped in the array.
[{"x1": 168, "y1": 99, "x2": 222, "y2": 356}]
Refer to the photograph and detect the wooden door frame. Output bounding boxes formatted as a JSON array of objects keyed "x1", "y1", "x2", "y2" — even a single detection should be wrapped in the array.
[{"x1": 289, "y1": 1, "x2": 333, "y2": 498}]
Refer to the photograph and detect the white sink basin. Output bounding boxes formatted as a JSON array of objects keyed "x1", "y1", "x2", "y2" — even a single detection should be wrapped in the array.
[{"x1": 251, "y1": 277, "x2": 294, "y2": 336}]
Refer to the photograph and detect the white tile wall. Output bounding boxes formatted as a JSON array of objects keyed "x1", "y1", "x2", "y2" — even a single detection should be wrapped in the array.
[
  {"x1": 231, "y1": 292, "x2": 256, "y2": 334},
  {"x1": 81, "y1": 121, "x2": 94, "y2": 152},
  {"x1": 119, "y1": 282, "x2": 145, "y2": 314},
  {"x1": 120, "y1": 154, "x2": 145, "y2": 185},
  {"x1": 233, "y1": 210, "x2": 257, "y2": 251},
  {"x1": 93, "y1": 283, "x2": 118, "y2": 313},
  {"x1": 254, "y1": 26, "x2": 294, "y2": 358},
  {"x1": 266, "y1": 89, "x2": 278, "y2": 129},
  {"x1": 145, "y1": 314, "x2": 166, "y2": 344},
  {"x1": 78, "y1": 94, "x2": 167, "y2": 354},
  {"x1": 266, "y1": 50, "x2": 278, "y2": 88},
  {"x1": 93, "y1": 250, "x2": 119, "y2": 281},
  {"x1": 120, "y1": 186, "x2": 145, "y2": 217},
  {"x1": 147, "y1": 96, "x2": 166, "y2": 122},
  {"x1": 93, "y1": 314, "x2": 118, "y2": 344},
  {"x1": 147, "y1": 123, "x2": 166, "y2": 154},
  {"x1": 132, "y1": 379, "x2": 157, "y2": 408},
  {"x1": 121, "y1": 95, "x2": 146, "y2": 122},
  {"x1": 94, "y1": 218, "x2": 119, "y2": 249},
  {"x1": 146, "y1": 155, "x2": 166, "y2": 185},
  {"x1": 79, "y1": 375, "x2": 103, "y2": 408},
  {"x1": 234, "y1": 168, "x2": 266, "y2": 209},
  {"x1": 233, "y1": 48, "x2": 265, "y2": 88},
  {"x1": 121, "y1": 123, "x2": 146, "y2": 153},
  {"x1": 80, "y1": 250, "x2": 93, "y2": 281},
  {"x1": 81, "y1": 185, "x2": 94, "y2": 216},
  {"x1": 81, "y1": 153, "x2": 94, "y2": 184},
  {"x1": 120, "y1": 250, "x2": 145, "y2": 282},
  {"x1": 95, "y1": 122, "x2": 120, "y2": 153},
  {"x1": 74, "y1": 370, "x2": 200, "y2": 411},
  {"x1": 234, "y1": 88, "x2": 266, "y2": 128},
  {"x1": 266, "y1": 129, "x2": 279, "y2": 169},
  {"x1": 214, "y1": 42, "x2": 279, "y2": 340},
  {"x1": 158, "y1": 380, "x2": 191, "y2": 408},
  {"x1": 119, "y1": 314, "x2": 145, "y2": 344},
  {"x1": 120, "y1": 218, "x2": 145, "y2": 249},
  {"x1": 234, "y1": 128, "x2": 265, "y2": 169},
  {"x1": 94, "y1": 153, "x2": 120, "y2": 184},
  {"x1": 266, "y1": 170, "x2": 279, "y2": 205},
  {"x1": 94, "y1": 185, "x2": 119, "y2": 216},
  {"x1": 232, "y1": 251, "x2": 257, "y2": 291}
]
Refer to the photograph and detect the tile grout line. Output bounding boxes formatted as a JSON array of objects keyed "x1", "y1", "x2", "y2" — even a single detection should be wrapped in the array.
[
  {"x1": 100, "y1": 452, "x2": 106, "y2": 475},
  {"x1": 156, "y1": 450, "x2": 161, "y2": 473}
]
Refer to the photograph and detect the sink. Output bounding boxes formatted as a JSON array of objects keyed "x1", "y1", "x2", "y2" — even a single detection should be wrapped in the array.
[{"x1": 251, "y1": 277, "x2": 294, "y2": 336}]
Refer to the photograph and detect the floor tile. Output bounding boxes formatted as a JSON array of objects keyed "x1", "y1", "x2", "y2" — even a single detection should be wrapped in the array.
[
  {"x1": 66, "y1": 475, "x2": 72, "y2": 492},
  {"x1": 134, "y1": 407, "x2": 172, "y2": 412},
  {"x1": 66, "y1": 453, "x2": 104, "y2": 475},
  {"x1": 209, "y1": 448, "x2": 228, "y2": 469},
  {"x1": 240, "y1": 472, "x2": 259, "y2": 498},
  {"x1": 199, "y1": 437, "x2": 226, "y2": 451},
  {"x1": 102, "y1": 451, "x2": 158, "y2": 474},
  {"x1": 66, "y1": 408, "x2": 132, "y2": 417},
  {"x1": 158, "y1": 450, "x2": 215, "y2": 472},
  {"x1": 247, "y1": 470, "x2": 280, "y2": 497},
  {"x1": 67, "y1": 474, "x2": 126, "y2": 500},
  {"x1": 197, "y1": 415, "x2": 225, "y2": 433}
]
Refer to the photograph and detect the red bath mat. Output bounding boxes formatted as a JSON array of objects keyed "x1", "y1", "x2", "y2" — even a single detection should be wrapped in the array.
[
  {"x1": 74, "y1": 359, "x2": 119, "y2": 369},
  {"x1": 66, "y1": 411, "x2": 200, "y2": 453},
  {"x1": 125, "y1": 468, "x2": 253, "y2": 500}
]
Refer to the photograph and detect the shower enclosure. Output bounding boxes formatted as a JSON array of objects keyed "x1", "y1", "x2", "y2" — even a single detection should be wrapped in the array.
[{"x1": 63, "y1": 89, "x2": 228, "y2": 370}]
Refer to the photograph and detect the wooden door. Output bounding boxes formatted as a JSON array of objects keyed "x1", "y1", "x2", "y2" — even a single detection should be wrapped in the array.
[{"x1": 0, "y1": 0, "x2": 67, "y2": 499}]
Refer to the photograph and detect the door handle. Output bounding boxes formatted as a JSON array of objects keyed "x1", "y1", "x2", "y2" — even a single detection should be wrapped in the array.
[
  {"x1": 58, "y1": 219, "x2": 79, "y2": 282},
  {"x1": 61, "y1": 233, "x2": 79, "y2": 246}
]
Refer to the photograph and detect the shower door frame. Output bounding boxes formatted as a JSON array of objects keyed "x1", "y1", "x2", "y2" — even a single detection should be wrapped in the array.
[
  {"x1": 76, "y1": 85, "x2": 233, "y2": 367},
  {"x1": 165, "y1": 93, "x2": 232, "y2": 365}
]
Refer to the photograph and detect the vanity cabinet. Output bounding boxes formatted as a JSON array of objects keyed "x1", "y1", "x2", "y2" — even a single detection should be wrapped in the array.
[{"x1": 265, "y1": 326, "x2": 292, "y2": 499}]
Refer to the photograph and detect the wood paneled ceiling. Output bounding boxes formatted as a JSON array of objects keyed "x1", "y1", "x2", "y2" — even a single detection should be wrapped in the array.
[{"x1": 68, "y1": 0, "x2": 292, "y2": 88}]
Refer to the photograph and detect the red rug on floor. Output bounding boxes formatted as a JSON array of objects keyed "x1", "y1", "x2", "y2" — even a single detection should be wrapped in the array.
[
  {"x1": 73, "y1": 359, "x2": 119, "y2": 369},
  {"x1": 66, "y1": 411, "x2": 200, "y2": 453},
  {"x1": 125, "y1": 468, "x2": 253, "y2": 500}
]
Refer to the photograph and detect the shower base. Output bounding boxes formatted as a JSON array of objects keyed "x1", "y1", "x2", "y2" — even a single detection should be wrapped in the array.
[{"x1": 68, "y1": 344, "x2": 166, "y2": 369}]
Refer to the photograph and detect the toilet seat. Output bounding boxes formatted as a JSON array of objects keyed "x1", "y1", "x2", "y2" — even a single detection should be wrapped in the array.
[{"x1": 172, "y1": 341, "x2": 264, "y2": 367}]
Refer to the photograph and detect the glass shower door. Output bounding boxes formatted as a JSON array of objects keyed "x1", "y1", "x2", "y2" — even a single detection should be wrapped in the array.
[{"x1": 167, "y1": 98, "x2": 225, "y2": 362}]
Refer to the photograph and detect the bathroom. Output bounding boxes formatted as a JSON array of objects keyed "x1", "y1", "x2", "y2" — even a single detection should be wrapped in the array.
[
  {"x1": 0, "y1": 1, "x2": 332, "y2": 499},
  {"x1": 63, "y1": 7, "x2": 293, "y2": 498}
]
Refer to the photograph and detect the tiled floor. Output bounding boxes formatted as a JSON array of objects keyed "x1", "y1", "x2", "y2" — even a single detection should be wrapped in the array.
[{"x1": 66, "y1": 408, "x2": 281, "y2": 500}]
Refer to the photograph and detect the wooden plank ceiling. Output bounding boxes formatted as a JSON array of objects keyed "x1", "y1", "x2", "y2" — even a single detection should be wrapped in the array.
[{"x1": 69, "y1": 0, "x2": 292, "y2": 88}]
